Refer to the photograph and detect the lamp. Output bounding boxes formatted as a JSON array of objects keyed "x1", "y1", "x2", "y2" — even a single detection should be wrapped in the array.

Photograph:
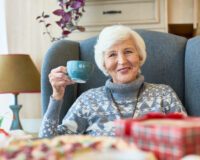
[{"x1": 0, "y1": 54, "x2": 40, "y2": 130}]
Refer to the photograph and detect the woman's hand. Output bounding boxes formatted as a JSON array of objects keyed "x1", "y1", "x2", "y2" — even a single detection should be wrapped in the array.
[{"x1": 49, "y1": 66, "x2": 75, "y2": 100}]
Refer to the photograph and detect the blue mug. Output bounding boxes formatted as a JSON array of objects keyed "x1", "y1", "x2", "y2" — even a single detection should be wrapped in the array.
[{"x1": 66, "y1": 60, "x2": 94, "y2": 83}]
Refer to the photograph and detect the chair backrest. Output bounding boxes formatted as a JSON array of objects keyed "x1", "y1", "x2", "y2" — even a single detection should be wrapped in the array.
[
  {"x1": 185, "y1": 36, "x2": 200, "y2": 116},
  {"x1": 41, "y1": 30, "x2": 188, "y2": 122}
]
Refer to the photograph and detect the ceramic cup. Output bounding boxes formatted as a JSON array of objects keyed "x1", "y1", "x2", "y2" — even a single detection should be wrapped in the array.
[{"x1": 66, "y1": 60, "x2": 94, "y2": 83}]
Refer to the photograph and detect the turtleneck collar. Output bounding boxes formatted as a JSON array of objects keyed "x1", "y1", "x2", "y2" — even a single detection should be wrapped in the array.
[{"x1": 105, "y1": 75, "x2": 144, "y2": 100}]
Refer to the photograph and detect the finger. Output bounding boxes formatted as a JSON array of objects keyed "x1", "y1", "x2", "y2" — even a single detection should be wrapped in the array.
[
  {"x1": 51, "y1": 66, "x2": 66, "y2": 74},
  {"x1": 49, "y1": 76, "x2": 67, "y2": 85},
  {"x1": 50, "y1": 79, "x2": 68, "y2": 88},
  {"x1": 49, "y1": 72, "x2": 69, "y2": 82},
  {"x1": 51, "y1": 72, "x2": 67, "y2": 79},
  {"x1": 51, "y1": 80, "x2": 75, "y2": 90},
  {"x1": 50, "y1": 76, "x2": 75, "y2": 86},
  {"x1": 51, "y1": 80, "x2": 68, "y2": 87}
]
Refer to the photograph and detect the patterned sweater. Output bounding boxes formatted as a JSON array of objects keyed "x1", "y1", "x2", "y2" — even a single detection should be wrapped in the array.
[{"x1": 39, "y1": 75, "x2": 186, "y2": 138}]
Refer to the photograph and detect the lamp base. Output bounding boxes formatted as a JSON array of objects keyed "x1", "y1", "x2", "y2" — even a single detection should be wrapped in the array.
[{"x1": 9, "y1": 105, "x2": 23, "y2": 130}]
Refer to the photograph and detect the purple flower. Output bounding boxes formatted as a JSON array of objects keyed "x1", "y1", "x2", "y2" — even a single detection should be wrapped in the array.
[
  {"x1": 71, "y1": 0, "x2": 85, "y2": 9},
  {"x1": 62, "y1": 12, "x2": 72, "y2": 23},
  {"x1": 37, "y1": 0, "x2": 85, "y2": 42},
  {"x1": 62, "y1": 30, "x2": 71, "y2": 36},
  {"x1": 53, "y1": 9, "x2": 64, "y2": 16}
]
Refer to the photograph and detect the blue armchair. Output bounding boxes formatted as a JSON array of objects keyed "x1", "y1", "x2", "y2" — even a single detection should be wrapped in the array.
[{"x1": 41, "y1": 30, "x2": 200, "y2": 121}]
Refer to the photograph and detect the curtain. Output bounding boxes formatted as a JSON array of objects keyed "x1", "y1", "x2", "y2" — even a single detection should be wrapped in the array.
[{"x1": 0, "y1": 0, "x2": 12, "y2": 131}]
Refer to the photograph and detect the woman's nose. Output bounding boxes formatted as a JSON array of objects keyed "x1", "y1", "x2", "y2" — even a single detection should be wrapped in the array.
[{"x1": 117, "y1": 53, "x2": 127, "y2": 64}]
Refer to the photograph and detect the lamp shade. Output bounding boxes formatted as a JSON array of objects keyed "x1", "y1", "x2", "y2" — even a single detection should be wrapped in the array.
[{"x1": 0, "y1": 54, "x2": 40, "y2": 94}]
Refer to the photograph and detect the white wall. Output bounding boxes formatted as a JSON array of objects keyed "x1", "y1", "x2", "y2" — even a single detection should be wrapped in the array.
[{"x1": 0, "y1": 0, "x2": 12, "y2": 131}]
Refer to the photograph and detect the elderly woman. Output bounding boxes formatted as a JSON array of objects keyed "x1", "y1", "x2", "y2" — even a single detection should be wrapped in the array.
[{"x1": 39, "y1": 25, "x2": 186, "y2": 137}]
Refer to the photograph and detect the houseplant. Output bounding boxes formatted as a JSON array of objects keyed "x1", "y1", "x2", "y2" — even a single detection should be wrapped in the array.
[{"x1": 36, "y1": 0, "x2": 85, "y2": 42}]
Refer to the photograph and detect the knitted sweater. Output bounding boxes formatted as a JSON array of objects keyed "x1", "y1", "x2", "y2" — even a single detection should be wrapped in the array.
[{"x1": 39, "y1": 75, "x2": 186, "y2": 138}]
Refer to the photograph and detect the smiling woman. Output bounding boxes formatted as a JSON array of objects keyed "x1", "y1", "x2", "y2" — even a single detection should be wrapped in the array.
[{"x1": 39, "y1": 25, "x2": 187, "y2": 138}]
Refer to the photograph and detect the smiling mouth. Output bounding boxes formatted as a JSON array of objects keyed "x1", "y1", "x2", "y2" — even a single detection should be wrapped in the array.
[{"x1": 117, "y1": 67, "x2": 131, "y2": 72}]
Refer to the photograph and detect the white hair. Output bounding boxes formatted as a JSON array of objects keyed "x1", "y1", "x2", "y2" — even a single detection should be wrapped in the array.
[{"x1": 94, "y1": 25, "x2": 147, "y2": 76}]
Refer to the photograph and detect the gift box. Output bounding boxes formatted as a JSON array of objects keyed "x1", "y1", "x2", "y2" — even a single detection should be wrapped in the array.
[{"x1": 115, "y1": 113, "x2": 200, "y2": 160}]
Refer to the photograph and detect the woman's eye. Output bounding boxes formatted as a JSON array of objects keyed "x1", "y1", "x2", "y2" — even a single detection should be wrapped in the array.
[
  {"x1": 125, "y1": 50, "x2": 133, "y2": 54},
  {"x1": 108, "y1": 53, "x2": 116, "y2": 57}
]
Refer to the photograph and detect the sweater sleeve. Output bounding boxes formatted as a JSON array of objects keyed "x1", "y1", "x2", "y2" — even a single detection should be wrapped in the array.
[
  {"x1": 162, "y1": 85, "x2": 187, "y2": 115},
  {"x1": 39, "y1": 92, "x2": 90, "y2": 138},
  {"x1": 38, "y1": 97, "x2": 63, "y2": 138}
]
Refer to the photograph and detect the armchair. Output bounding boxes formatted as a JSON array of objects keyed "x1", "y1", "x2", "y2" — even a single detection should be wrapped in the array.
[{"x1": 41, "y1": 30, "x2": 200, "y2": 122}]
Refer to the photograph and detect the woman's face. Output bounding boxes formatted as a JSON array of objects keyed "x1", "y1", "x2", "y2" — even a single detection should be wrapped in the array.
[{"x1": 104, "y1": 38, "x2": 141, "y2": 84}]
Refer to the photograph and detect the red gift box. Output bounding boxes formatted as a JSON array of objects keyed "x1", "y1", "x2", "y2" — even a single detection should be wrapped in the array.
[{"x1": 115, "y1": 113, "x2": 200, "y2": 160}]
